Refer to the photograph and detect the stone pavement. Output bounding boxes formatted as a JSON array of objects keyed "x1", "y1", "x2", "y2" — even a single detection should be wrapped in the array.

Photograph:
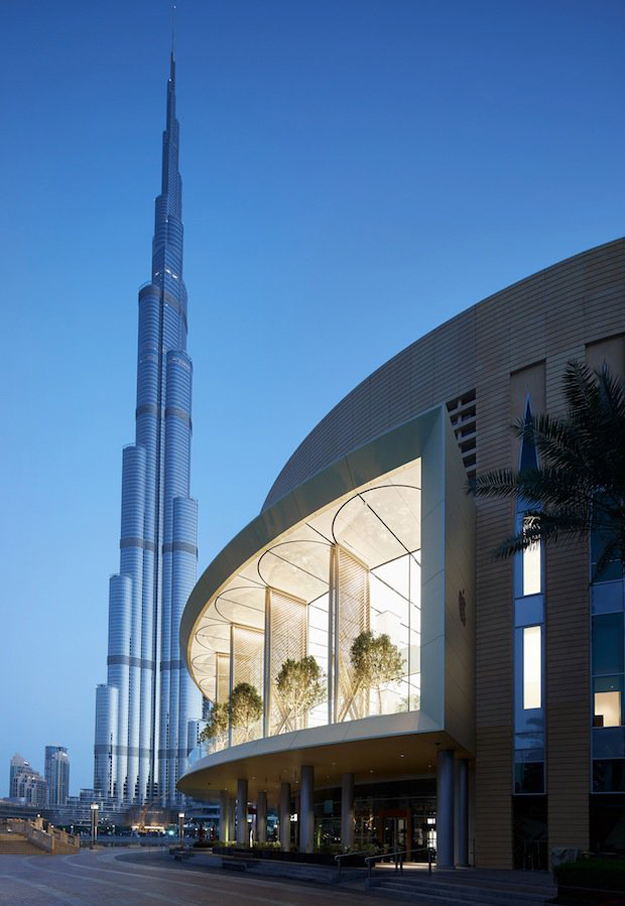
[{"x1": 0, "y1": 846, "x2": 405, "y2": 905}]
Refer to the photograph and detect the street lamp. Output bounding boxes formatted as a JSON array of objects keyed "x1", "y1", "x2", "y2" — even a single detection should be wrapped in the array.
[
  {"x1": 178, "y1": 812, "x2": 185, "y2": 841},
  {"x1": 90, "y1": 803, "x2": 99, "y2": 849}
]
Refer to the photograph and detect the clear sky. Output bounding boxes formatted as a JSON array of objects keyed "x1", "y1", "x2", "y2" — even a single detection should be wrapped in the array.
[{"x1": 1, "y1": 0, "x2": 624, "y2": 796}]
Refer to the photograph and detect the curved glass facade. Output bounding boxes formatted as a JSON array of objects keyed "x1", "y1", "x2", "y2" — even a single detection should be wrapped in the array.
[
  {"x1": 189, "y1": 461, "x2": 424, "y2": 759},
  {"x1": 93, "y1": 53, "x2": 201, "y2": 806}
]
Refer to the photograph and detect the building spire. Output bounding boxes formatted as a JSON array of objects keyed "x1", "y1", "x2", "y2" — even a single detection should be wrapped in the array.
[{"x1": 171, "y1": 4, "x2": 177, "y2": 66}]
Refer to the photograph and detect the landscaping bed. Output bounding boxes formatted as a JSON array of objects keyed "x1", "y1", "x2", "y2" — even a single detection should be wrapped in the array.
[
  {"x1": 553, "y1": 856, "x2": 625, "y2": 905},
  {"x1": 211, "y1": 846, "x2": 367, "y2": 867}
]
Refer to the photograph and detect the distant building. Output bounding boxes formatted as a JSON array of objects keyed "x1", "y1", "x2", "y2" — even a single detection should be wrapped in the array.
[
  {"x1": 9, "y1": 753, "x2": 29, "y2": 798},
  {"x1": 45, "y1": 746, "x2": 70, "y2": 806},
  {"x1": 9, "y1": 753, "x2": 47, "y2": 808}
]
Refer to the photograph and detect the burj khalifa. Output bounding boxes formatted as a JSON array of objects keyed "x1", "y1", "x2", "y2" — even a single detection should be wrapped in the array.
[{"x1": 94, "y1": 50, "x2": 202, "y2": 806}]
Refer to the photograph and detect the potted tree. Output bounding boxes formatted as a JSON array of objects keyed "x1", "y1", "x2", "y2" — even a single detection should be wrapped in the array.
[
  {"x1": 350, "y1": 630, "x2": 404, "y2": 715},
  {"x1": 274, "y1": 655, "x2": 325, "y2": 731},
  {"x1": 230, "y1": 682, "x2": 263, "y2": 741},
  {"x1": 199, "y1": 702, "x2": 229, "y2": 751}
]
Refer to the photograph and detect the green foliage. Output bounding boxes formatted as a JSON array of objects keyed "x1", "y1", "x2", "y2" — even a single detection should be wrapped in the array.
[
  {"x1": 230, "y1": 682, "x2": 263, "y2": 738},
  {"x1": 275, "y1": 656, "x2": 325, "y2": 729},
  {"x1": 469, "y1": 361, "x2": 625, "y2": 575},
  {"x1": 199, "y1": 702, "x2": 229, "y2": 742},
  {"x1": 350, "y1": 630, "x2": 404, "y2": 712},
  {"x1": 553, "y1": 857, "x2": 625, "y2": 892}
]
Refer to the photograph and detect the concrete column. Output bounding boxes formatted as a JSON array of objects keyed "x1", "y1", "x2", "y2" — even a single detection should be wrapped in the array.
[
  {"x1": 257, "y1": 791, "x2": 268, "y2": 844},
  {"x1": 228, "y1": 798, "x2": 236, "y2": 843},
  {"x1": 455, "y1": 759, "x2": 469, "y2": 867},
  {"x1": 219, "y1": 789, "x2": 229, "y2": 842},
  {"x1": 341, "y1": 773, "x2": 354, "y2": 850},
  {"x1": 279, "y1": 782, "x2": 291, "y2": 851},
  {"x1": 437, "y1": 749, "x2": 455, "y2": 869},
  {"x1": 300, "y1": 765, "x2": 315, "y2": 854},
  {"x1": 236, "y1": 778, "x2": 248, "y2": 846}
]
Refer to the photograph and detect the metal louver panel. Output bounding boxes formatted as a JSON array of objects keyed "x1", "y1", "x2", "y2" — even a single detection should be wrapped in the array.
[
  {"x1": 267, "y1": 590, "x2": 307, "y2": 735},
  {"x1": 335, "y1": 546, "x2": 370, "y2": 722},
  {"x1": 216, "y1": 653, "x2": 230, "y2": 704},
  {"x1": 231, "y1": 625, "x2": 264, "y2": 745}
]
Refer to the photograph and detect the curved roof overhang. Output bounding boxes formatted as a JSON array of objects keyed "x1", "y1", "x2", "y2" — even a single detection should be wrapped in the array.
[
  {"x1": 181, "y1": 406, "x2": 443, "y2": 682},
  {"x1": 177, "y1": 711, "x2": 468, "y2": 799}
]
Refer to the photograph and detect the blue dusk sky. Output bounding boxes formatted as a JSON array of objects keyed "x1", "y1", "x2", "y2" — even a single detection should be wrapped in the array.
[{"x1": 1, "y1": 0, "x2": 624, "y2": 795}]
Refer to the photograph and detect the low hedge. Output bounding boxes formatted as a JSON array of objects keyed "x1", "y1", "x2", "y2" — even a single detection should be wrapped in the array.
[{"x1": 554, "y1": 857, "x2": 625, "y2": 893}]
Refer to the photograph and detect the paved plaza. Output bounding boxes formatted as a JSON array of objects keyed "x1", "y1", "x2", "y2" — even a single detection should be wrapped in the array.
[{"x1": 0, "y1": 847, "x2": 393, "y2": 906}]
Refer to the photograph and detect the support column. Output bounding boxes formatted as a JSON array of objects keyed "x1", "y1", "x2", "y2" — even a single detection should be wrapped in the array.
[
  {"x1": 455, "y1": 759, "x2": 469, "y2": 867},
  {"x1": 341, "y1": 773, "x2": 354, "y2": 851},
  {"x1": 257, "y1": 791, "x2": 267, "y2": 844},
  {"x1": 437, "y1": 749, "x2": 455, "y2": 869},
  {"x1": 228, "y1": 798, "x2": 236, "y2": 843},
  {"x1": 279, "y1": 782, "x2": 291, "y2": 851},
  {"x1": 219, "y1": 789, "x2": 229, "y2": 842},
  {"x1": 236, "y1": 779, "x2": 248, "y2": 846},
  {"x1": 300, "y1": 765, "x2": 315, "y2": 854}
]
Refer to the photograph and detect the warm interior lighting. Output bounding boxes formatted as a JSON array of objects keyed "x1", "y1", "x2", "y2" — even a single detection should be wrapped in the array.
[
  {"x1": 595, "y1": 691, "x2": 621, "y2": 727},
  {"x1": 522, "y1": 518, "x2": 541, "y2": 596},
  {"x1": 523, "y1": 625, "x2": 541, "y2": 709}
]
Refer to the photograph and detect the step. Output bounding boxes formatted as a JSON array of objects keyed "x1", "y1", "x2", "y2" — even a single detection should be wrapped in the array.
[
  {"x1": 368, "y1": 875, "x2": 554, "y2": 906},
  {"x1": 372, "y1": 871, "x2": 555, "y2": 896},
  {"x1": 0, "y1": 836, "x2": 48, "y2": 856}
]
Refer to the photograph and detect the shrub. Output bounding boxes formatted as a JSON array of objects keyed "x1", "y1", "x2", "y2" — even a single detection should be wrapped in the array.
[{"x1": 554, "y1": 857, "x2": 625, "y2": 893}]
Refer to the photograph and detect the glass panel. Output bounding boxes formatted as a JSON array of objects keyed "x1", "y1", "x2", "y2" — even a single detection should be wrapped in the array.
[
  {"x1": 522, "y1": 519, "x2": 541, "y2": 596},
  {"x1": 592, "y1": 614, "x2": 625, "y2": 675},
  {"x1": 514, "y1": 761, "x2": 544, "y2": 794},
  {"x1": 523, "y1": 626, "x2": 542, "y2": 710},
  {"x1": 514, "y1": 595, "x2": 544, "y2": 628},
  {"x1": 307, "y1": 592, "x2": 329, "y2": 728},
  {"x1": 592, "y1": 580, "x2": 625, "y2": 615},
  {"x1": 593, "y1": 727, "x2": 625, "y2": 760},
  {"x1": 593, "y1": 759, "x2": 625, "y2": 793},
  {"x1": 591, "y1": 520, "x2": 623, "y2": 583}
]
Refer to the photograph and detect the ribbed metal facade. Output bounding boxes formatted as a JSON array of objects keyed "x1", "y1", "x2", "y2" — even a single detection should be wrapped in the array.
[{"x1": 93, "y1": 52, "x2": 202, "y2": 805}]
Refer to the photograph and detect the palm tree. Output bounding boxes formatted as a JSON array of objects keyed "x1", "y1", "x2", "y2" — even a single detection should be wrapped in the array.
[{"x1": 469, "y1": 361, "x2": 625, "y2": 576}]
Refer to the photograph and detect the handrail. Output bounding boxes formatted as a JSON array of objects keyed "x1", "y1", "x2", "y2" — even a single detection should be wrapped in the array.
[
  {"x1": 334, "y1": 849, "x2": 383, "y2": 881},
  {"x1": 365, "y1": 846, "x2": 435, "y2": 880}
]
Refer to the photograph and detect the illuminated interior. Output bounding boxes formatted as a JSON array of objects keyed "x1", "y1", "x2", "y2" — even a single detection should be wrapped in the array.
[
  {"x1": 522, "y1": 625, "x2": 542, "y2": 710},
  {"x1": 594, "y1": 690, "x2": 621, "y2": 728},
  {"x1": 189, "y1": 459, "x2": 422, "y2": 753}
]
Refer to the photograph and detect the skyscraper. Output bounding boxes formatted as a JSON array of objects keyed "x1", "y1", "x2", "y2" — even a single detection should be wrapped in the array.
[
  {"x1": 9, "y1": 753, "x2": 48, "y2": 807},
  {"x1": 45, "y1": 746, "x2": 70, "y2": 806},
  {"x1": 93, "y1": 49, "x2": 202, "y2": 806}
]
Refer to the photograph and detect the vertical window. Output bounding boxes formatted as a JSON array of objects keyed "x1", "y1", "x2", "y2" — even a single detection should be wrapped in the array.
[
  {"x1": 522, "y1": 517, "x2": 541, "y2": 596},
  {"x1": 594, "y1": 691, "x2": 621, "y2": 728},
  {"x1": 523, "y1": 626, "x2": 542, "y2": 709}
]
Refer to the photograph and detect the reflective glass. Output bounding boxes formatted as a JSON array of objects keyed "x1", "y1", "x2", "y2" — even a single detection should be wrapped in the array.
[{"x1": 592, "y1": 614, "x2": 625, "y2": 675}]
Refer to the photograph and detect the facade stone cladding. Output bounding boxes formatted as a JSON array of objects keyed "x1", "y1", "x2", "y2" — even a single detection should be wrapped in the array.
[{"x1": 262, "y1": 238, "x2": 625, "y2": 868}]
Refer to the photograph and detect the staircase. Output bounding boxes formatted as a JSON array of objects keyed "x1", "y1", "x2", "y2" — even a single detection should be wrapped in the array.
[
  {"x1": 0, "y1": 832, "x2": 48, "y2": 855},
  {"x1": 0, "y1": 818, "x2": 80, "y2": 855},
  {"x1": 367, "y1": 868, "x2": 557, "y2": 905}
]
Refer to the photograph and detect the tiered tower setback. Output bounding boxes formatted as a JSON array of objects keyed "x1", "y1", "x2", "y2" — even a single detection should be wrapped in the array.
[{"x1": 94, "y1": 51, "x2": 202, "y2": 806}]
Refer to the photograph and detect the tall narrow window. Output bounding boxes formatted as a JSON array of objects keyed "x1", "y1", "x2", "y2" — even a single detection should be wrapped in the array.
[
  {"x1": 523, "y1": 626, "x2": 541, "y2": 709},
  {"x1": 522, "y1": 517, "x2": 541, "y2": 596}
]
